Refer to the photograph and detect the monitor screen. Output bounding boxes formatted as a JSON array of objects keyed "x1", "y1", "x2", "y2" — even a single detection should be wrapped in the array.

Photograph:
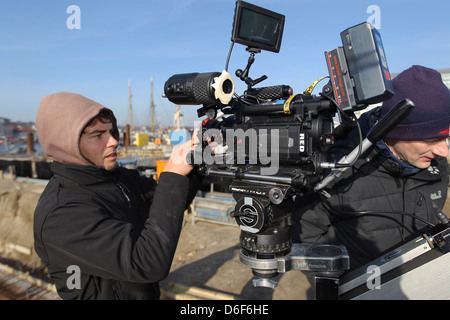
[{"x1": 232, "y1": 1, "x2": 285, "y2": 53}]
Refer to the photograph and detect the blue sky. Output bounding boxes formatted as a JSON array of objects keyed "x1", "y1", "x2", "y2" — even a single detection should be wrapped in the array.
[{"x1": 1, "y1": 0, "x2": 449, "y2": 127}]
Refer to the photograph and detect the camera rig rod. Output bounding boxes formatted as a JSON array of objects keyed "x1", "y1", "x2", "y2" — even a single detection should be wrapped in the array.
[
  {"x1": 239, "y1": 96, "x2": 333, "y2": 115},
  {"x1": 207, "y1": 169, "x2": 299, "y2": 186}
]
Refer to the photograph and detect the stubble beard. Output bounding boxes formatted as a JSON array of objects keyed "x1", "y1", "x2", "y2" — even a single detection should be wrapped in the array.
[{"x1": 104, "y1": 160, "x2": 120, "y2": 172}]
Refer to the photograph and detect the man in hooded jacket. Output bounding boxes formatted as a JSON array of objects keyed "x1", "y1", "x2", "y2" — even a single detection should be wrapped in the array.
[
  {"x1": 34, "y1": 92, "x2": 200, "y2": 299},
  {"x1": 292, "y1": 65, "x2": 450, "y2": 270}
]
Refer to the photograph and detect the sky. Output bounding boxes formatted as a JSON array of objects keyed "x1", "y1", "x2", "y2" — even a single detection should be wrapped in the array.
[{"x1": 0, "y1": 0, "x2": 449, "y2": 128}]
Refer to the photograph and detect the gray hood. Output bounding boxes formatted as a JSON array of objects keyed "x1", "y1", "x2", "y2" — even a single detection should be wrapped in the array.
[{"x1": 36, "y1": 92, "x2": 118, "y2": 165}]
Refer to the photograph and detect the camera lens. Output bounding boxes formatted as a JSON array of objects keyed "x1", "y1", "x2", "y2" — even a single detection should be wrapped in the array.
[{"x1": 164, "y1": 72, "x2": 221, "y2": 107}]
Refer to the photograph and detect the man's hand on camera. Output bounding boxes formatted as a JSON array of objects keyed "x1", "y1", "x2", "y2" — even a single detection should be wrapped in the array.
[
  {"x1": 163, "y1": 140, "x2": 194, "y2": 176},
  {"x1": 163, "y1": 125, "x2": 201, "y2": 177}
]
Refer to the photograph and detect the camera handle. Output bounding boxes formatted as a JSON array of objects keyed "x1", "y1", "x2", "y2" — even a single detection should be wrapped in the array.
[{"x1": 236, "y1": 47, "x2": 268, "y2": 89}]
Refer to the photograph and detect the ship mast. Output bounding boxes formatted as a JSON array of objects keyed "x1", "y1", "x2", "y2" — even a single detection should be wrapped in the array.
[
  {"x1": 150, "y1": 77, "x2": 156, "y2": 136},
  {"x1": 128, "y1": 80, "x2": 133, "y2": 135}
]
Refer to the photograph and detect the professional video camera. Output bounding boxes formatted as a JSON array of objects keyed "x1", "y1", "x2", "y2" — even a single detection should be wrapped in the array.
[
  {"x1": 165, "y1": 0, "x2": 394, "y2": 182},
  {"x1": 163, "y1": 1, "x2": 418, "y2": 296}
]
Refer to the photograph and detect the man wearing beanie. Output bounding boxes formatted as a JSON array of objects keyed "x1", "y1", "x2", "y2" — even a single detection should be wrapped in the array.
[
  {"x1": 292, "y1": 65, "x2": 450, "y2": 271},
  {"x1": 34, "y1": 92, "x2": 202, "y2": 299}
]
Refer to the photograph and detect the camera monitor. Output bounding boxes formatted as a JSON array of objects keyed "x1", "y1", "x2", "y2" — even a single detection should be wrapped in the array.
[{"x1": 232, "y1": 1, "x2": 285, "y2": 53}]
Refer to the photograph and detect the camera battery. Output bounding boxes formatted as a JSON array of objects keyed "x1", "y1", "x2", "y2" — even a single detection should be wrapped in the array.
[
  {"x1": 325, "y1": 47, "x2": 356, "y2": 111},
  {"x1": 340, "y1": 22, "x2": 393, "y2": 105}
]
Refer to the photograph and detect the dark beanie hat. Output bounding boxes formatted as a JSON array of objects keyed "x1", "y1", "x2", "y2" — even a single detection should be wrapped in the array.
[{"x1": 380, "y1": 65, "x2": 450, "y2": 140}]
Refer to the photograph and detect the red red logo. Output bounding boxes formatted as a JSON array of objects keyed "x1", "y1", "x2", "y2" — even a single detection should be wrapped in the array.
[{"x1": 438, "y1": 128, "x2": 449, "y2": 135}]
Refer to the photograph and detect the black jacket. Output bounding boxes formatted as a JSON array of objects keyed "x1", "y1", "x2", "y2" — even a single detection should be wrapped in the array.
[
  {"x1": 34, "y1": 162, "x2": 199, "y2": 299},
  {"x1": 292, "y1": 108, "x2": 449, "y2": 270}
]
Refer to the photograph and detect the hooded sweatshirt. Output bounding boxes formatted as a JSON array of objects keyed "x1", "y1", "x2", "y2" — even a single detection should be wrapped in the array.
[
  {"x1": 34, "y1": 92, "x2": 196, "y2": 299},
  {"x1": 36, "y1": 91, "x2": 119, "y2": 165}
]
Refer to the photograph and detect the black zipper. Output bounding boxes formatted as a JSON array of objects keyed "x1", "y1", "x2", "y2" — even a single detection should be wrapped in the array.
[{"x1": 117, "y1": 182, "x2": 132, "y2": 208}]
